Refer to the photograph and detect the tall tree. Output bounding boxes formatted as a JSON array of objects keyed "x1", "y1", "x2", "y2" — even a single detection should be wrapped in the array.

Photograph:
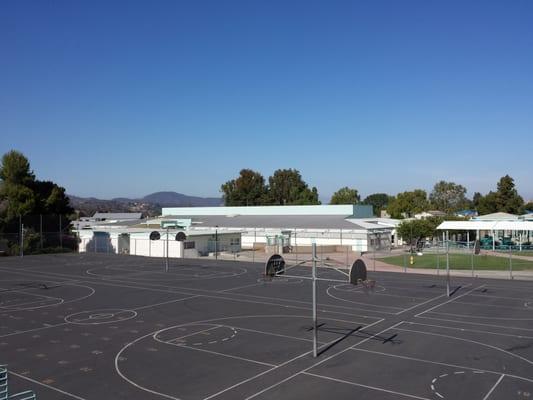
[
  {"x1": 221, "y1": 169, "x2": 268, "y2": 206},
  {"x1": 429, "y1": 181, "x2": 468, "y2": 214},
  {"x1": 363, "y1": 193, "x2": 391, "y2": 216},
  {"x1": 0, "y1": 150, "x2": 73, "y2": 222},
  {"x1": 386, "y1": 190, "x2": 429, "y2": 219},
  {"x1": 476, "y1": 191, "x2": 498, "y2": 215},
  {"x1": 0, "y1": 150, "x2": 35, "y2": 185},
  {"x1": 268, "y1": 169, "x2": 320, "y2": 205},
  {"x1": 0, "y1": 151, "x2": 37, "y2": 220},
  {"x1": 330, "y1": 187, "x2": 360, "y2": 205},
  {"x1": 495, "y1": 175, "x2": 523, "y2": 214}
]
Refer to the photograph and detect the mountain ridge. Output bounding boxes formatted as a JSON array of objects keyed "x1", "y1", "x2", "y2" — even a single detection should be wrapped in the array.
[{"x1": 68, "y1": 191, "x2": 222, "y2": 216}]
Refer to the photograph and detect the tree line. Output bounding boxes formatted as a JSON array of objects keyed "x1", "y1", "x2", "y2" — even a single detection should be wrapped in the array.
[
  {"x1": 221, "y1": 169, "x2": 532, "y2": 217},
  {"x1": 0, "y1": 150, "x2": 74, "y2": 254}
]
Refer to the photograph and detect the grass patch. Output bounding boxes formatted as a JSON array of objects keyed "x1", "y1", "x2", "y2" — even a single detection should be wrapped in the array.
[{"x1": 381, "y1": 253, "x2": 533, "y2": 270}]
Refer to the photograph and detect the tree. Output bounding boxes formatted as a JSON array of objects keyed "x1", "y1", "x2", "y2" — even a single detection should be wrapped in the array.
[
  {"x1": 429, "y1": 181, "x2": 468, "y2": 214},
  {"x1": 494, "y1": 175, "x2": 523, "y2": 214},
  {"x1": 267, "y1": 169, "x2": 320, "y2": 205},
  {"x1": 221, "y1": 169, "x2": 268, "y2": 206},
  {"x1": 0, "y1": 150, "x2": 35, "y2": 185},
  {"x1": 476, "y1": 191, "x2": 498, "y2": 215},
  {"x1": 0, "y1": 151, "x2": 37, "y2": 220},
  {"x1": 330, "y1": 187, "x2": 360, "y2": 205},
  {"x1": 32, "y1": 180, "x2": 74, "y2": 215},
  {"x1": 386, "y1": 190, "x2": 429, "y2": 219},
  {"x1": 363, "y1": 193, "x2": 391, "y2": 216},
  {"x1": 396, "y1": 218, "x2": 437, "y2": 248},
  {"x1": 520, "y1": 202, "x2": 533, "y2": 214},
  {"x1": 0, "y1": 150, "x2": 73, "y2": 236}
]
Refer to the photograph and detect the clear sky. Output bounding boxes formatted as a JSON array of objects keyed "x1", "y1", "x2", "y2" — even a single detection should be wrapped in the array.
[{"x1": 1, "y1": 0, "x2": 532, "y2": 201}]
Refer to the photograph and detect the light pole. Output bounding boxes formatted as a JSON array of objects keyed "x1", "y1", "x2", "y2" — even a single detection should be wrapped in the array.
[{"x1": 215, "y1": 225, "x2": 218, "y2": 260}]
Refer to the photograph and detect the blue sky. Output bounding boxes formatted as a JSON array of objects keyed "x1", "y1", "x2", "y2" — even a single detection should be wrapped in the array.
[{"x1": 1, "y1": 0, "x2": 532, "y2": 201}]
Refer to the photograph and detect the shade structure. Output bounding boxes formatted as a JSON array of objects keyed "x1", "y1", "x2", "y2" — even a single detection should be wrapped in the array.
[{"x1": 437, "y1": 220, "x2": 533, "y2": 231}]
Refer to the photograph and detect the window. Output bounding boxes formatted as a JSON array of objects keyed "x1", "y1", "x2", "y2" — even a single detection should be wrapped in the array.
[
  {"x1": 230, "y1": 238, "x2": 240, "y2": 246},
  {"x1": 184, "y1": 241, "x2": 195, "y2": 249}
]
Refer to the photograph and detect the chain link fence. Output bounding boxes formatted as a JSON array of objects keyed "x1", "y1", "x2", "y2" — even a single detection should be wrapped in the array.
[
  {"x1": 371, "y1": 240, "x2": 533, "y2": 280},
  {"x1": 0, "y1": 214, "x2": 77, "y2": 256}
]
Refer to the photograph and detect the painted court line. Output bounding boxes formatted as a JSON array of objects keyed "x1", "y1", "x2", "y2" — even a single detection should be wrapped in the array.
[
  {"x1": 415, "y1": 314, "x2": 533, "y2": 332},
  {"x1": 395, "y1": 327, "x2": 533, "y2": 368},
  {"x1": 482, "y1": 374, "x2": 505, "y2": 400},
  {"x1": 243, "y1": 319, "x2": 394, "y2": 400},
  {"x1": 9, "y1": 370, "x2": 86, "y2": 400},
  {"x1": 303, "y1": 371, "x2": 432, "y2": 400},
  {"x1": 403, "y1": 321, "x2": 533, "y2": 340},
  {"x1": 173, "y1": 342, "x2": 276, "y2": 367},
  {"x1": 415, "y1": 285, "x2": 486, "y2": 317},
  {"x1": 133, "y1": 295, "x2": 201, "y2": 311}
]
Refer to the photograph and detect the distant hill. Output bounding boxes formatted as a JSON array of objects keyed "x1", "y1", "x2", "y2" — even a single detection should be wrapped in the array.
[
  {"x1": 140, "y1": 191, "x2": 222, "y2": 207},
  {"x1": 68, "y1": 191, "x2": 222, "y2": 217}
]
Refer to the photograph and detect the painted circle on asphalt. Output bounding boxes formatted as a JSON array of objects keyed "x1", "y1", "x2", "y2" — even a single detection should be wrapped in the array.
[
  {"x1": 430, "y1": 370, "x2": 486, "y2": 399},
  {"x1": 66, "y1": 309, "x2": 137, "y2": 325}
]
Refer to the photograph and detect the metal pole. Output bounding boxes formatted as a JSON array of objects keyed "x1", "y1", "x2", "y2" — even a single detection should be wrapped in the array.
[
  {"x1": 20, "y1": 223, "x2": 24, "y2": 257},
  {"x1": 446, "y1": 231, "x2": 450, "y2": 297},
  {"x1": 294, "y1": 229, "x2": 298, "y2": 263},
  {"x1": 509, "y1": 244, "x2": 513, "y2": 280},
  {"x1": 312, "y1": 243, "x2": 318, "y2": 358},
  {"x1": 215, "y1": 227, "x2": 218, "y2": 260},
  {"x1": 166, "y1": 227, "x2": 169, "y2": 272},
  {"x1": 471, "y1": 244, "x2": 474, "y2": 277},
  {"x1": 403, "y1": 252, "x2": 407, "y2": 273},
  {"x1": 59, "y1": 214, "x2": 63, "y2": 249},
  {"x1": 373, "y1": 235, "x2": 376, "y2": 272},
  {"x1": 40, "y1": 214, "x2": 43, "y2": 250},
  {"x1": 253, "y1": 228, "x2": 256, "y2": 263},
  {"x1": 436, "y1": 239, "x2": 440, "y2": 276}
]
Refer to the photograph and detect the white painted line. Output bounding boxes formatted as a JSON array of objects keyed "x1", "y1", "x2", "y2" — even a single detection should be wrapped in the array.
[
  {"x1": 482, "y1": 374, "x2": 505, "y2": 400},
  {"x1": 9, "y1": 370, "x2": 86, "y2": 400},
  {"x1": 175, "y1": 343, "x2": 275, "y2": 367},
  {"x1": 243, "y1": 319, "x2": 392, "y2": 400},
  {"x1": 415, "y1": 285, "x2": 486, "y2": 318},
  {"x1": 303, "y1": 372, "x2": 432, "y2": 400},
  {"x1": 351, "y1": 348, "x2": 533, "y2": 384},
  {"x1": 415, "y1": 315, "x2": 533, "y2": 332},
  {"x1": 395, "y1": 327, "x2": 533, "y2": 368},
  {"x1": 133, "y1": 295, "x2": 200, "y2": 311},
  {"x1": 0, "y1": 322, "x2": 69, "y2": 338},
  {"x1": 395, "y1": 292, "x2": 447, "y2": 315},
  {"x1": 403, "y1": 321, "x2": 533, "y2": 339}
]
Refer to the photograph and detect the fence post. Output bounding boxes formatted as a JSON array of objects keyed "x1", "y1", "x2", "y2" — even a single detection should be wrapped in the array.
[
  {"x1": 436, "y1": 240, "x2": 440, "y2": 275},
  {"x1": 471, "y1": 244, "x2": 474, "y2": 277},
  {"x1": 59, "y1": 215, "x2": 63, "y2": 249},
  {"x1": 20, "y1": 223, "x2": 24, "y2": 257},
  {"x1": 509, "y1": 245, "x2": 513, "y2": 280}
]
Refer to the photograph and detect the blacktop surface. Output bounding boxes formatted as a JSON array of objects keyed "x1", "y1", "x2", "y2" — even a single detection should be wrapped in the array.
[{"x1": 0, "y1": 253, "x2": 532, "y2": 400}]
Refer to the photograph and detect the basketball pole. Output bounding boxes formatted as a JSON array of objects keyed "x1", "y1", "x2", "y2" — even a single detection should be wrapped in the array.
[
  {"x1": 446, "y1": 231, "x2": 450, "y2": 297},
  {"x1": 312, "y1": 243, "x2": 318, "y2": 358},
  {"x1": 165, "y1": 226, "x2": 169, "y2": 273}
]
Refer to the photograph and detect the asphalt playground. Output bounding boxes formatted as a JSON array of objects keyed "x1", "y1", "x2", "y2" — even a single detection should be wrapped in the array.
[{"x1": 0, "y1": 253, "x2": 532, "y2": 399}]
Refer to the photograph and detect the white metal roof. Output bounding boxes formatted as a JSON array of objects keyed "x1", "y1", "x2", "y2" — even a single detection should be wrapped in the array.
[
  {"x1": 437, "y1": 220, "x2": 533, "y2": 231},
  {"x1": 473, "y1": 212, "x2": 519, "y2": 221},
  {"x1": 162, "y1": 205, "x2": 356, "y2": 217}
]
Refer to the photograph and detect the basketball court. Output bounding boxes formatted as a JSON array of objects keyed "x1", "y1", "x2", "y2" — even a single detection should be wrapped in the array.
[{"x1": 1, "y1": 253, "x2": 532, "y2": 399}]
